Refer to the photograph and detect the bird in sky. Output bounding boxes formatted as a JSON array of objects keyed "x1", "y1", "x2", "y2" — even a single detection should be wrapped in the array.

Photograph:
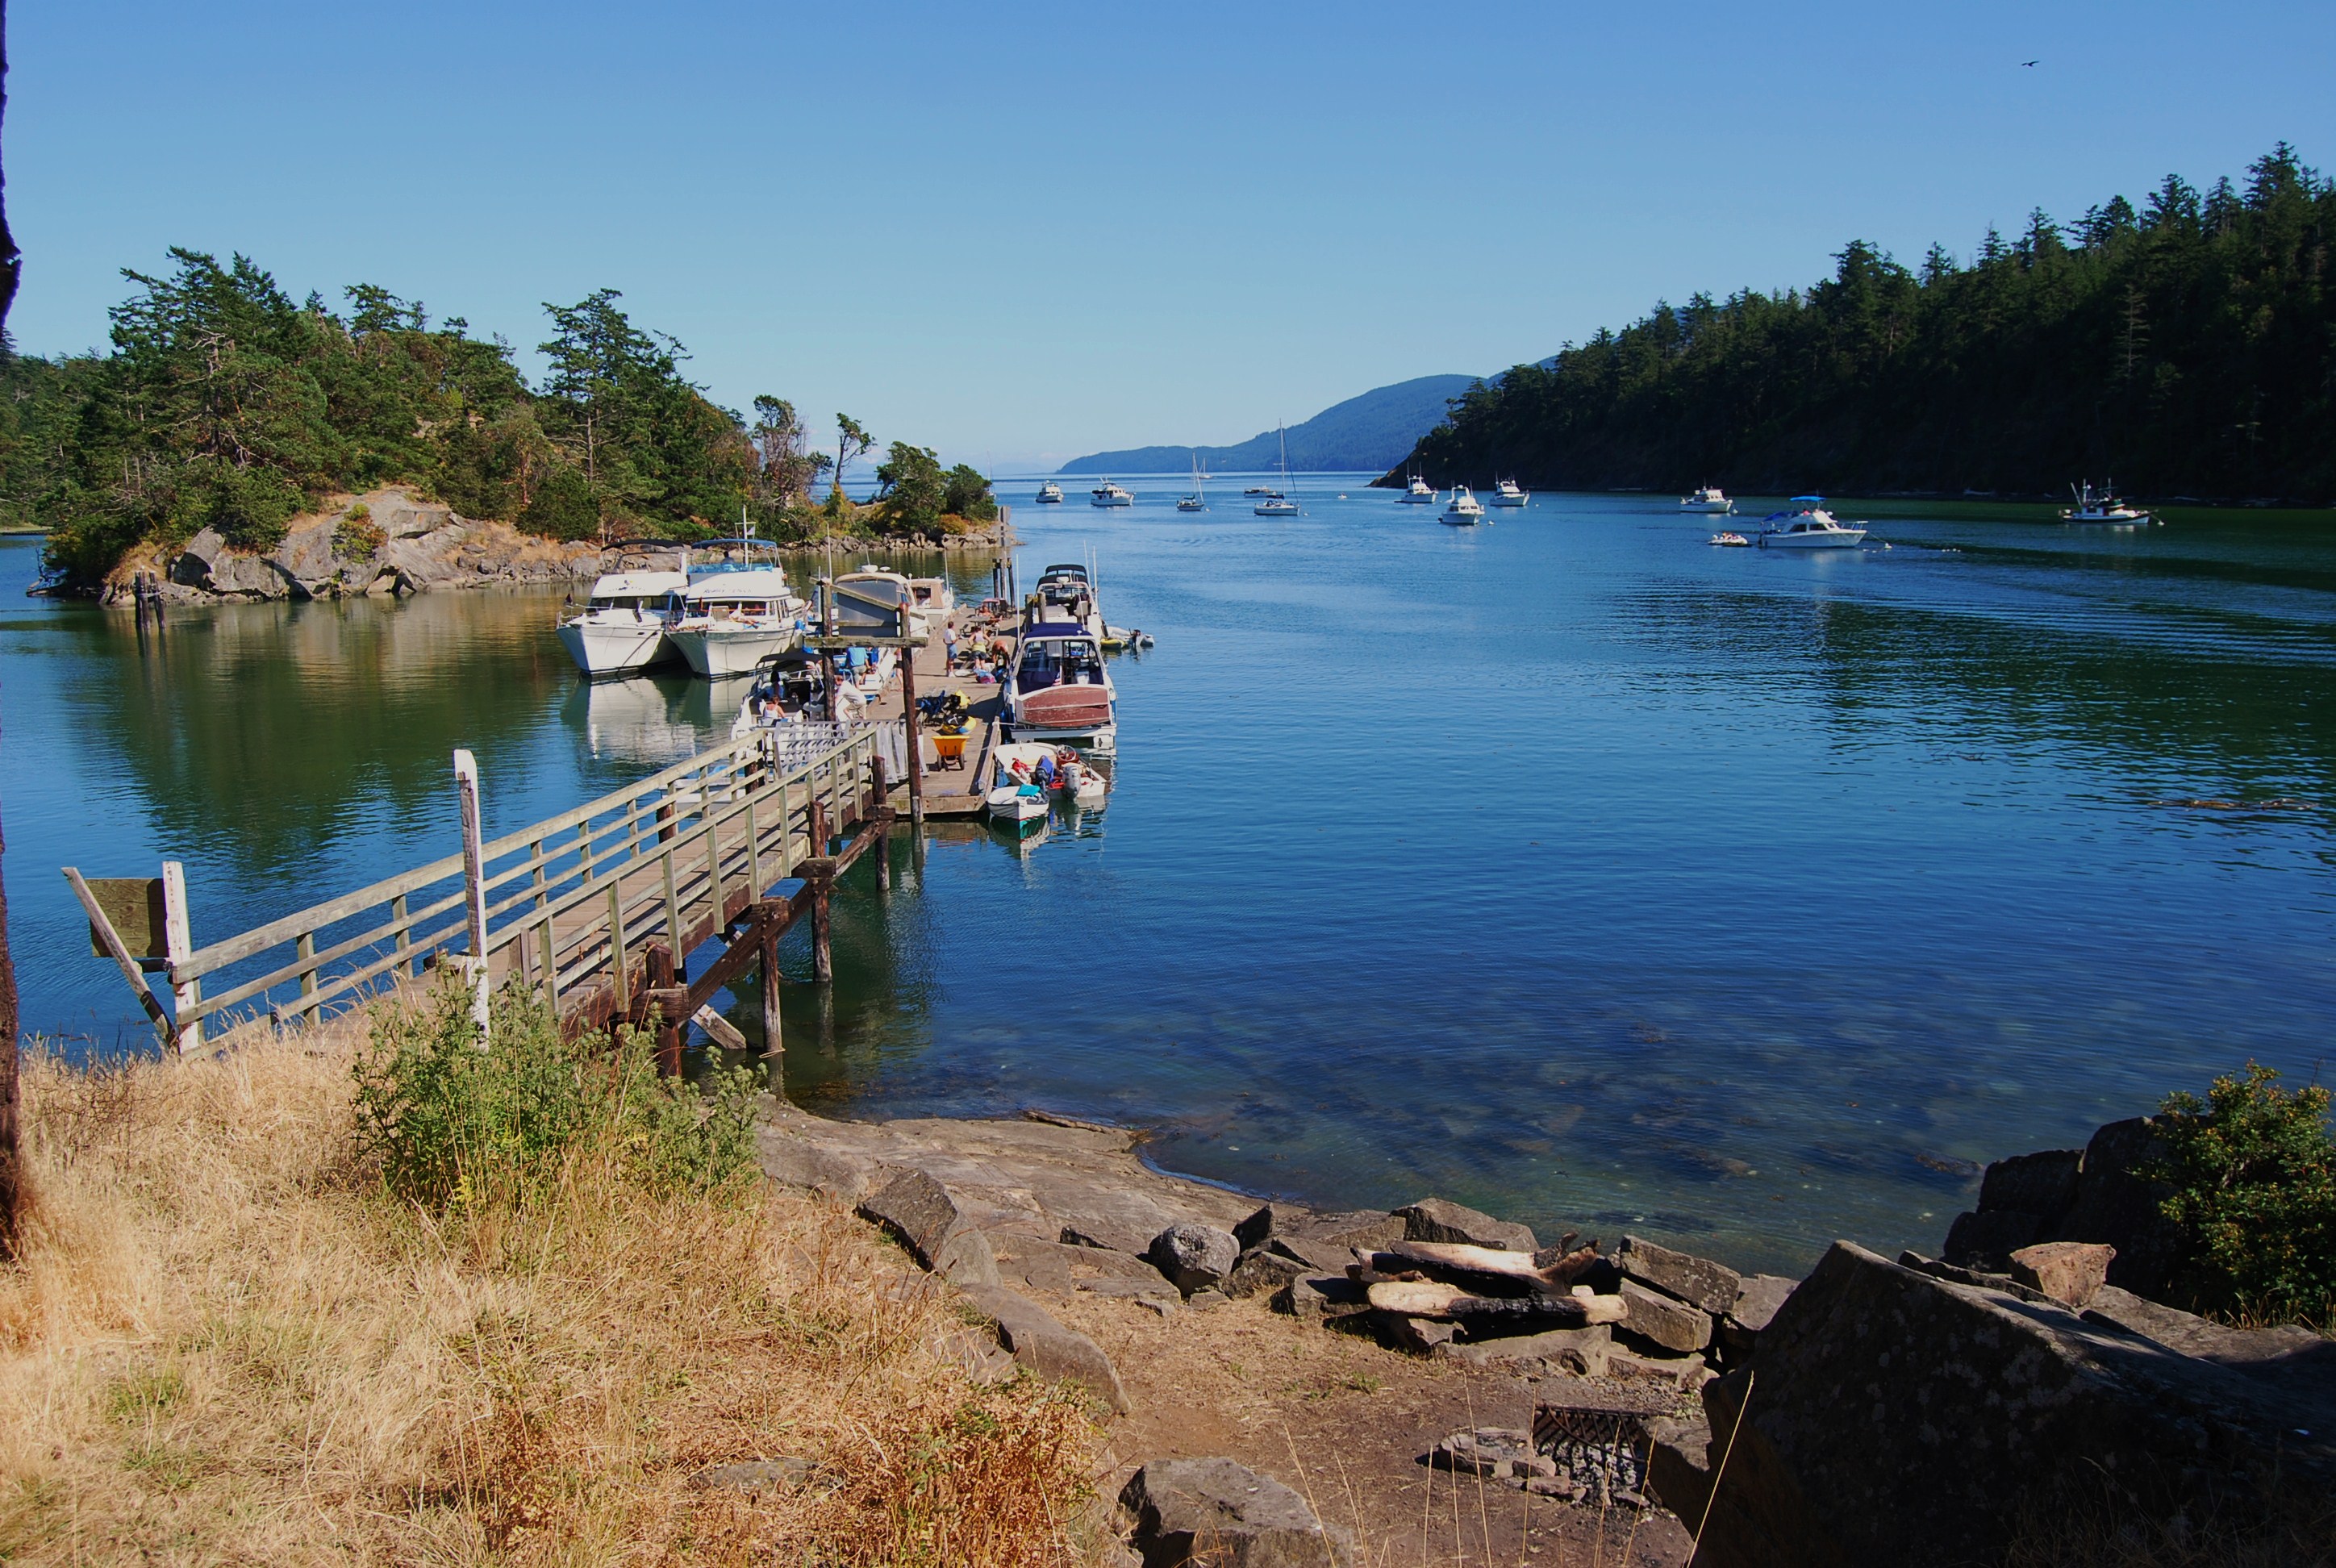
[{"x1": 2022, "y1": 59, "x2": 2038, "y2": 66}]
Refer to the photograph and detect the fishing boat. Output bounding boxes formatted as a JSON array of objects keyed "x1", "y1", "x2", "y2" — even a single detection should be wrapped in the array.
[
  {"x1": 1681, "y1": 487, "x2": 1734, "y2": 513},
  {"x1": 1002, "y1": 621, "x2": 1116, "y2": 752},
  {"x1": 1398, "y1": 473, "x2": 1438, "y2": 505},
  {"x1": 1440, "y1": 486, "x2": 1486, "y2": 526},
  {"x1": 1254, "y1": 423, "x2": 1302, "y2": 515},
  {"x1": 557, "y1": 566, "x2": 688, "y2": 675},
  {"x1": 1489, "y1": 477, "x2": 1529, "y2": 507},
  {"x1": 1178, "y1": 452, "x2": 1208, "y2": 512},
  {"x1": 1708, "y1": 531, "x2": 1751, "y2": 547},
  {"x1": 1090, "y1": 480, "x2": 1134, "y2": 507},
  {"x1": 2061, "y1": 480, "x2": 2152, "y2": 526},
  {"x1": 1036, "y1": 481, "x2": 1065, "y2": 503},
  {"x1": 1756, "y1": 498, "x2": 1867, "y2": 549},
  {"x1": 665, "y1": 545, "x2": 811, "y2": 678}
]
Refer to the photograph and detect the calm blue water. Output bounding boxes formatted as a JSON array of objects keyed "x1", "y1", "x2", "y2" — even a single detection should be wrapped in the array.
[{"x1": 7, "y1": 484, "x2": 2335, "y2": 1271}]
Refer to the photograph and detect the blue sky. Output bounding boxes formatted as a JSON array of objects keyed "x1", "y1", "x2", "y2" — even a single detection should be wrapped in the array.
[{"x1": 10, "y1": 2, "x2": 2333, "y2": 470}]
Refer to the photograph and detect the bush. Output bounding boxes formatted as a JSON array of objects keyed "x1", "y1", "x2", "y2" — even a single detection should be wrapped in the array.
[
  {"x1": 349, "y1": 977, "x2": 763, "y2": 1212},
  {"x1": 519, "y1": 462, "x2": 603, "y2": 542},
  {"x1": 2149, "y1": 1061, "x2": 2336, "y2": 1328},
  {"x1": 165, "y1": 457, "x2": 304, "y2": 551},
  {"x1": 333, "y1": 503, "x2": 385, "y2": 557},
  {"x1": 944, "y1": 462, "x2": 998, "y2": 522}
]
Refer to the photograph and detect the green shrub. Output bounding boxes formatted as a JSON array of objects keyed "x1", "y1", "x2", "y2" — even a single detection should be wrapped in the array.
[
  {"x1": 2149, "y1": 1061, "x2": 2336, "y2": 1328},
  {"x1": 163, "y1": 457, "x2": 305, "y2": 552},
  {"x1": 349, "y1": 978, "x2": 763, "y2": 1213},
  {"x1": 519, "y1": 464, "x2": 603, "y2": 542},
  {"x1": 334, "y1": 503, "x2": 386, "y2": 558}
]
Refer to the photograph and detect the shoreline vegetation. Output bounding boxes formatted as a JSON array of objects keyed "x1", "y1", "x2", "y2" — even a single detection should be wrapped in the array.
[
  {"x1": 1381, "y1": 144, "x2": 2336, "y2": 507},
  {"x1": 0, "y1": 252, "x2": 1003, "y2": 596}
]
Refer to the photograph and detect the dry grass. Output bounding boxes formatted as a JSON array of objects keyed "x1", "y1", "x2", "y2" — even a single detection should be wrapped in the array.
[
  {"x1": 0, "y1": 1016, "x2": 1105, "y2": 1565},
  {"x1": 2004, "y1": 1479, "x2": 2336, "y2": 1568}
]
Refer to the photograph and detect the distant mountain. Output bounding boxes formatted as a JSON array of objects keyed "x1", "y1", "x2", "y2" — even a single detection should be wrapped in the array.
[{"x1": 1057, "y1": 373, "x2": 1477, "y2": 474}]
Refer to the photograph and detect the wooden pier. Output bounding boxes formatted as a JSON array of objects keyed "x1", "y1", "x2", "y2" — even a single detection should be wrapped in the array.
[{"x1": 66, "y1": 725, "x2": 891, "y2": 1074}]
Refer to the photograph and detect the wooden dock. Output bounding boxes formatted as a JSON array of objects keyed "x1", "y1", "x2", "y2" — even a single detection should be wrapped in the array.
[
  {"x1": 851, "y1": 605, "x2": 1007, "y2": 816},
  {"x1": 67, "y1": 725, "x2": 892, "y2": 1074}
]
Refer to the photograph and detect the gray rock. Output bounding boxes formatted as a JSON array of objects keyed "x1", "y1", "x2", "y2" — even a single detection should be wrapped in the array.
[
  {"x1": 1224, "y1": 1245, "x2": 1307, "y2": 1299},
  {"x1": 1395, "y1": 1196, "x2": 1537, "y2": 1253},
  {"x1": 1616, "y1": 1278, "x2": 1712, "y2": 1354},
  {"x1": 960, "y1": 1284, "x2": 1128, "y2": 1412},
  {"x1": 1978, "y1": 1147, "x2": 2084, "y2": 1222},
  {"x1": 689, "y1": 1456, "x2": 814, "y2": 1491},
  {"x1": 1688, "y1": 1241, "x2": 2336, "y2": 1568},
  {"x1": 857, "y1": 1168, "x2": 1001, "y2": 1287},
  {"x1": 207, "y1": 550, "x2": 291, "y2": 598},
  {"x1": 1116, "y1": 1457, "x2": 1354, "y2": 1568},
  {"x1": 1430, "y1": 1323, "x2": 1611, "y2": 1376},
  {"x1": 1391, "y1": 1315, "x2": 1460, "y2": 1352},
  {"x1": 1940, "y1": 1206, "x2": 2045, "y2": 1269},
  {"x1": 1646, "y1": 1412, "x2": 1714, "y2": 1527},
  {"x1": 1727, "y1": 1274, "x2": 1798, "y2": 1334},
  {"x1": 1079, "y1": 1275, "x2": 1179, "y2": 1301},
  {"x1": 1234, "y1": 1203, "x2": 1400, "y2": 1262},
  {"x1": 1147, "y1": 1222, "x2": 1238, "y2": 1296},
  {"x1": 1273, "y1": 1274, "x2": 1369, "y2": 1322},
  {"x1": 1617, "y1": 1235, "x2": 1742, "y2": 1314},
  {"x1": 2083, "y1": 1285, "x2": 2336, "y2": 1412},
  {"x1": 372, "y1": 492, "x2": 452, "y2": 538},
  {"x1": 271, "y1": 518, "x2": 345, "y2": 591},
  {"x1": 2008, "y1": 1241, "x2": 2115, "y2": 1307},
  {"x1": 2057, "y1": 1117, "x2": 2185, "y2": 1299},
  {"x1": 172, "y1": 528, "x2": 228, "y2": 587},
  {"x1": 1187, "y1": 1288, "x2": 1230, "y2": 1310}
]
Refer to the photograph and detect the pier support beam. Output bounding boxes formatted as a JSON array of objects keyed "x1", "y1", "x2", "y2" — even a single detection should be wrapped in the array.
[
  {"x1": 645, "y1": 942, "x2": 681, "y2": 1075},
  {"x1": 757, "y1": 899, "x2": 784, "y2": 1086},
  {"x1": 900, "y1": 646, "x2": 925, "y2": 830},
  {"x1": 803, "y1": 859, "x2": 836, "y2": 984}
]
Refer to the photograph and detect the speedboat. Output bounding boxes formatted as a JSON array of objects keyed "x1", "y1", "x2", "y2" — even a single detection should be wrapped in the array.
[
  {"x1": 1440, "y1": 486, "x2": 1486, "y2": 526},
  {"x1": 1756, "y1": 498, "x2": 1867, "y2": 549},
  {"x1": 1708, "y1": 531, "x2": 1751, "y2": 547},
  {"x1": 1031, "y1": 562, "x2": 1103, "y2": 637},
  {"x1": 1399, "y1": 473, "x2": 1438, "y2": 505},
  {"x1": 1090, "y1": 481, "x2": 1134, "y2": 507},
  {"x1": 987, "y1": 742, "x2": 1059, "y2": 827},
  {"x1": 1681, "y1": 487, "x2": 1734, "y2": 513},
  {"x1": 2062, "y1": 480, "x2": 2152, "y2": 526},
  {"x1": 1003, "y1": 621, "x2": 1116, "y2": 753},
  {"x1": 665, "y1": 556, "x2": 810, "y2": 678},
  {"x1": 1489, "y1": 477, "x2": 1529, "y2": 507},
  {"x1": 557, "y1": 567, "x2": 687, "y2": 675},
  {"x1": 1037, "y1": 481, "x2": 1065, "y2": 503}
]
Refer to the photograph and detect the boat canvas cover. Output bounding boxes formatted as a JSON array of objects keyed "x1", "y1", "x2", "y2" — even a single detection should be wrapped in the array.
[
  {"x1": 1023, "y1": 622, "x2": 1092, "y2": 640},
  {"x1": 1019, "y1": 686, "x2": 1114, "y2": 728}
]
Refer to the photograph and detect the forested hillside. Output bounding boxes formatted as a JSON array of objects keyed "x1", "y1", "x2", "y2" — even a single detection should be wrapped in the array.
[
  {"x1": 1387, "y1": 145, "x2": 2335, "y2": 503},
  {"x1": 1061, "y1": 373, "x2": 1474, "y2": 474},
  {"x1": 1, "y1": 251, "x2": 987, "y2": 590}
]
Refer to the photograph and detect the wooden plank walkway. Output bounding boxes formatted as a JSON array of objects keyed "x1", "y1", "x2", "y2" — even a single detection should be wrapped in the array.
[{"x1": 80, "y1": 727, "x2": 890, "y2": 1063}]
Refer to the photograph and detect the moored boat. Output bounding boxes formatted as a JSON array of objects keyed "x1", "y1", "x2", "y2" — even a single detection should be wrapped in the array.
[
  {"x1": 1440, "y1": 486, "x2": 1486, "y2": 526},
  {"x1": 1090, "y1": 480, "x2": 1134, "y2": 507},
  {"x1": 1681, "y1": 487, "x2": 1734, "y2": 513},
  {"x1": 1254, "y1": 423, "x2": 1302, "y2": 515},
  {"x1": 1003, "y1": 621, "x2": 1116, "y2": 752},
  {"x1": 1036, "y1": 481, "x2": 1065, "y2": 503},
  {"x1": 1709, "y1": 531, "x2": 1751, "y2": 547},
  {"x1": 557, "y1": 567, "x2": 688, "y2": 676},
  {"x1": 1399, "y1": 473, "x2": 1438, "y2": 505},
  {"x1": 2061, "y1": 480, "x2": 2152, "y2": 526},
  {"x1": 665, "y1": 549, "x2": 810, "y2": 678},
  {"x1": 1489, "y1": 477, "x2": 1529, "y2": 507},
  {"x1": 1755, "y1": 498, "x2": 1867, "y2": 549}
]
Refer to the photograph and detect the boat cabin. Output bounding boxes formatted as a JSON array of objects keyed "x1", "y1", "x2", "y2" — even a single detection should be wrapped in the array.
[
  {"x1": 669, "y1": 565, "x2": 798, "y2": 621},
  {"x1": 1014, "y1": 624, "x2": 1106, "y2": 693},
  {"x1": 582, "y1": 570, "x2": 686, "y2": 615}
]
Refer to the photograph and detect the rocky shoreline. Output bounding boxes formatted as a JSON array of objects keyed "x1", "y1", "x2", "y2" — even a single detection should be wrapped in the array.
[
  {"x1": 86, "y1": 486, "x2": 1011, "y2": 606},
  {"x1": 755, "y1": 1100, "x2": 2334, "y2": 1567}
]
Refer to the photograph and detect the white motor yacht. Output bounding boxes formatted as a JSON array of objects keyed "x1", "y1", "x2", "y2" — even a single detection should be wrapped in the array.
[
  {"x1": 1036, "y1": 481, "x2": 1065, "y2": 504},
  {"x1": 1090, "y1": 480, "x2": 1134, "y2": 507},
  {"x1": 1681, "y1": 487, "x2": 1734, "y2": 513},
  {"x1": 1003, "y1": 620, "x2": 1116, "y2": 753},
  {"x1": 1440, "y1": 486, "x2": 1486, "y2": 526},
  {"x1": 1490, "y1": 477, "x2": 1529, "y2": 507},
  {"x1": 557, "y1": 568, "x2": 687, "y2": 676},
  {"x1": 1756, "y1": 498, "x2": 1867, "y2": 549},
  {"x1": 1399, "y1": 473, "x2": 1438, "y2": 505},
  {"x1": 665, "y1": 563, "x2": 810, "y2": 678},
  {"x1": 2061, "y1": 480, "x2": 2152, "y2": 525}
]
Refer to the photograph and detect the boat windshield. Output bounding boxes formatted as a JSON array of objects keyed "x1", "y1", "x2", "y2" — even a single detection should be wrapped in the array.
[{"x1": 1017, "y1": 637, "x2": 1103, "y2": 690}]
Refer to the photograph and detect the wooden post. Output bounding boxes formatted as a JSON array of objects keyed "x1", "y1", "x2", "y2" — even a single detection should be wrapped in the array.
[
  {"x1": 161, "y1": 860, "x2": 199, "y2": 1053},
  {"x1": 810, "y1": 796, "x2": 829, "y2": 860},
  {"x1": 807, "y1": 866, "x2": 833, "y2": 983},
  {"x1": 645, "y1": 942, "x2": 681, "y2": 1074},
  {"x1": 607, "y1": 884, "x2": 630, "y2": 1015},
  {"x1": 900, "y1": 643, "x2": 925, "y2": 829},
  {"x1": 870, "y1": 753, "x2": 891, "y2": 894},
  {"x1": 453, "y1": 749, "x2": 491, "y2": 1042},
  {"x1": 758, "y1": 900, "x2": 784, "y2": 1082}
]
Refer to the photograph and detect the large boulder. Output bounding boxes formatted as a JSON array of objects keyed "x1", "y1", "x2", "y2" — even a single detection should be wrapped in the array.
[
  {"x1": 1395, "y1": 1197, "x2": 1536, "y2": 1253},
  {"x1": 1147, "y1": 1222, "x2": 1238, "y2": 1296},
  {"x1": 1617, "y1": 1235, "x2": 1741, "y2": 1314},
  {"x1": 271, "y1": 518, "x2": 347, "y2": 594},
  {"x1": 959, "y1": 1284, "x2": 1128, "y2": 1411},
  {"x1": 857, "y1": 1168, "x2": 999, "y2": 1287},
  {"x1": 1942, "y1": 1119, "x2": 2187, "y2": 1299},
  {"x1": 170, "y1": 527, "x2": 229, "y2": 588},
  {"x1": 1687, "y1": 1241, "x2": 2336, "y2": 1568},
  {"x1": 1116, "y1": 1457, "x2": 1352, "y2": 1567}
]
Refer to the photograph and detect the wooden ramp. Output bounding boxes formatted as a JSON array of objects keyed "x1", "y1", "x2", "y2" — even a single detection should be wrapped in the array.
[{"x1": 68, "y1": 728, "x2": 891, "y2": 1071}]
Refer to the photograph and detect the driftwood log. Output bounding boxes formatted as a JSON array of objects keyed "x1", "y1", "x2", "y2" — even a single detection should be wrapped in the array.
[{"x1": 1365, "y1": 1279, "x2": 1628, "y2": 1326}]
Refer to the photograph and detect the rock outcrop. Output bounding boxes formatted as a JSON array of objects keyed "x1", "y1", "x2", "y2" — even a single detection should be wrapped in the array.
[
  {"x1": 1116, "y1": 1457, "x2": 1353, "y2": 1568},
  {"x1": 1942, "y1": 1116, "x2": 2188, "y2": 1298},
  {"x1": 1671, "y1": 1241, "x2": 2336, "y2": 1568}
]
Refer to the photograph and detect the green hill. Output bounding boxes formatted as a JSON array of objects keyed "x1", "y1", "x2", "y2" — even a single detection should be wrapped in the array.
[
  {"x1": 1384, "y1": 145, "x2": 2336, "y2": 504},
  {"x1": 1059, "y1": 373, "x2": 1475, "y2": 474}
]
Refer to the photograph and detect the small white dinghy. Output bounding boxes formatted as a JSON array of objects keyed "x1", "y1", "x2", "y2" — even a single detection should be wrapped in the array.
[
  {"x1": 1056, "y1": 752, "x2": 1109, "y2": 808},
  {"x1": 987, "y1": 743, "x2": 1062, "y2": 827}
]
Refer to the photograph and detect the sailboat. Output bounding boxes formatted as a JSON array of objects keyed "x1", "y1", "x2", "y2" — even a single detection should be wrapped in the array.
[
  {"x1": 1178, "y1": 451, "x2": 1208, "y2": 512},
  {"x1": 1254, "y1": 423, "x2": 1301, "y2": 516}
]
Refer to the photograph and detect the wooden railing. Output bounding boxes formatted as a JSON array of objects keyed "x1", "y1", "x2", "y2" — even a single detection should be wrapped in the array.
[{"x1": 76, "y1": 726, "x2": 881, "y2": 1050}]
